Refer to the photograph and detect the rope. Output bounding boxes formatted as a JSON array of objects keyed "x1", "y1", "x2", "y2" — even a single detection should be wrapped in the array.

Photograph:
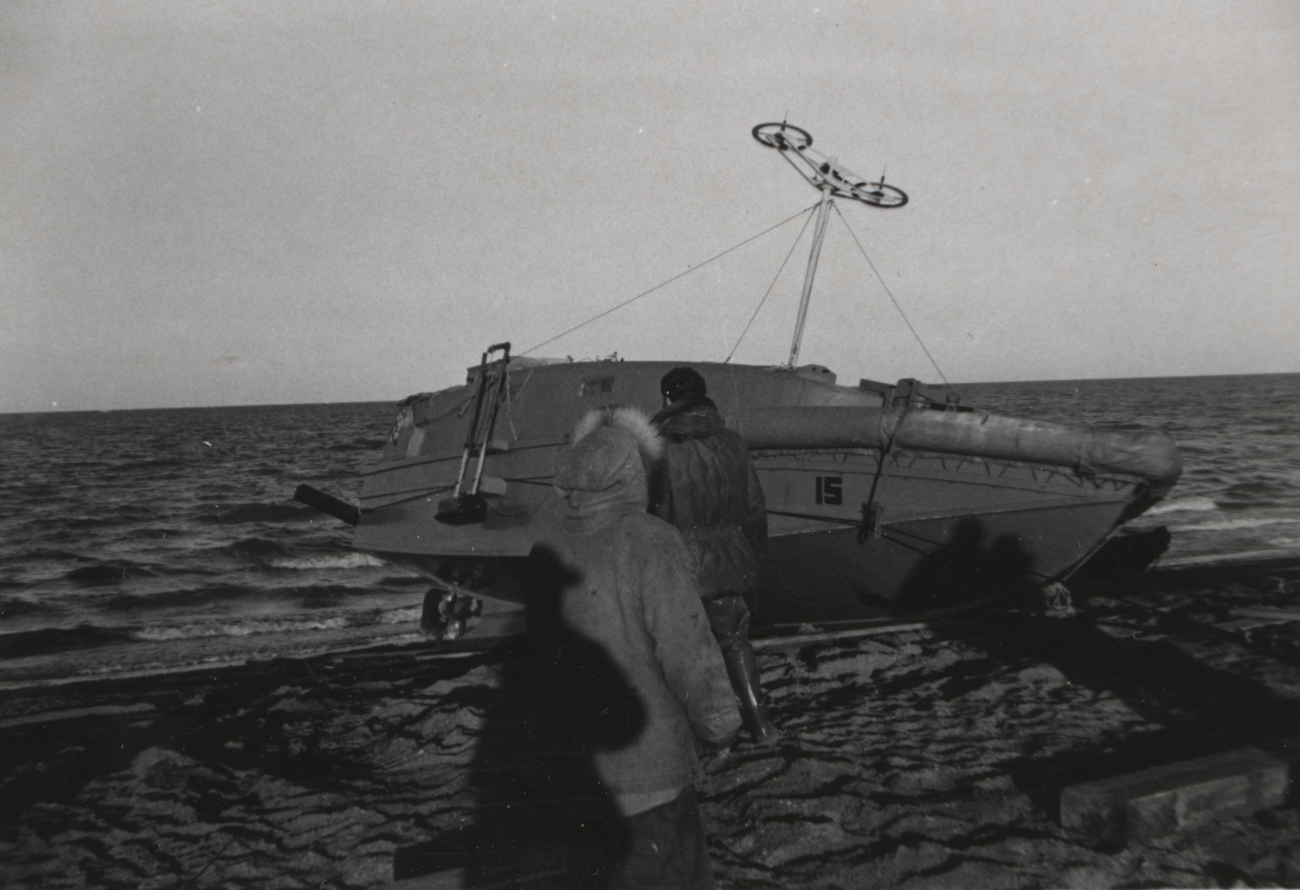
[
  {"x1": 503, "y1": 367, "x2": 534, "y2": 442},
  {"x1": 858, "y1": 408, "x2": 907, "y2": 542},
  {"x1": 833, "y1": 203, "x2": 957, "y2": 398},
  {"x1": 520, "y1": 204, "x2": 820, "y2": 357},
  {"x1": 725, "y1": 206, "x2": 817, "y2": 362}
]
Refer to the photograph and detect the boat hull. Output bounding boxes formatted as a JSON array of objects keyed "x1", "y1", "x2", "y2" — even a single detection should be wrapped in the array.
[
  {"x1": 754, "y1": 493, "x2": 1134, "y2": 629},
  {"x1": 343, "y1": 359, "x2": 1177, "y2": 630}
]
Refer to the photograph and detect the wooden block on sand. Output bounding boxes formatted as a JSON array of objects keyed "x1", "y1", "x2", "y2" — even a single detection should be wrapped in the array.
[
  {"x1": 1231, "y1": 606, "x2": 1300, "y2": 622},
  {"x1": 1060, "y1": 746, "x2": 1289, "y2": 846},
  {"x1": 390, "y1": 864, "x2": 565, "y2": 889}
]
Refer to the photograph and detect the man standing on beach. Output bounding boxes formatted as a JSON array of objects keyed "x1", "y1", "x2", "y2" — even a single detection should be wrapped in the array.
[
  {"x1": 529, "y1": 410, "x2": 741, "y2": 889},
  {"x1": 649, "y1": 368, "x2": 779, "y2": 746}
]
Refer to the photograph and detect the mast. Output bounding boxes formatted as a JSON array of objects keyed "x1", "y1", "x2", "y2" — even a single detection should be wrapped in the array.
[{"x1": 788, "y1": 186, "x2": 834, "y2": 368}]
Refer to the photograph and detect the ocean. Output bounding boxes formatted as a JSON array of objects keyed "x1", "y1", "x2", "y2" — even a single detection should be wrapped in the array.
[{"x1": 1, "y1": 373, "x2": 1297, "y2": 690}]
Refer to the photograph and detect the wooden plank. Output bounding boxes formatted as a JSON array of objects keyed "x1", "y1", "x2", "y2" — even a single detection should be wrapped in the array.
[
  {"x1": 0, "y1": 702, "x2": 155, "y2": 731},
  {"x1": 389, "y1": 865, "x2": 565, "y2": 889},
  {"x1": 752, "y1": 621, "x2": 934, "y2": 649},
  {"x1": 1231, "y1": 606, "x2": 1300, "y2": 622},
  {"x1": 1060, "y1": 746, "x2": 1289, "y2": 846},
  {"x1": 392, "y1": 829, "x2": 567, "y2": 888},
  {"x1": 1214, "y1": 617, "x2": 1290, "y2": 632}
]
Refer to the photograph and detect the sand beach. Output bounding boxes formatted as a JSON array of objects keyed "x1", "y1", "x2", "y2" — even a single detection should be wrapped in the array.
[{"x1": 3, "y1": 558, "x2": 1300, "y2": 889}]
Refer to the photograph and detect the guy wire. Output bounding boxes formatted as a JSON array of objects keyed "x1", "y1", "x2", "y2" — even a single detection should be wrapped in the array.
[
  {"x1": 725, "y1": 206, "x2": 817, "y2": 363},
  {"x1": 520, "y1": 204, "x2": 820, "y2": 357},
  {"x1": 833, "y1": 203, "x2": 956, "y2": 398}
]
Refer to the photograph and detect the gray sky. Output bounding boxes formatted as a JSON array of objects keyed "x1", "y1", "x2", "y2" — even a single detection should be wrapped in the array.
[{"x1": 3, "y1": 1, "x2": 1298, "y2": 413}]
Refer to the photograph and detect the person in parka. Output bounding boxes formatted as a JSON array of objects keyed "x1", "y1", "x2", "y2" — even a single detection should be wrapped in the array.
[
  {"x1": 648, "y1": 367, "x2": 779, "y2": 746},
  {"x1": 528, "y1": 408, "x2": 742, "y2": 888}
]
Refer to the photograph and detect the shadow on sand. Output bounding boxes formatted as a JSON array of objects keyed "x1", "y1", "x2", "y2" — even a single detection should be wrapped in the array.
[
  {"x1": 396, "y1": 545, "x2": 646, "y2": 888},
  {"x1": 915, "y1": 556, "x2": 1300, "y2": 840}
]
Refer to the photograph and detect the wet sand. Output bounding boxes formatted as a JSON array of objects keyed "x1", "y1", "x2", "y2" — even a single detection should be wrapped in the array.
[{"x1": 3, "y1": 559, "x2": 1300, "y2": 889}]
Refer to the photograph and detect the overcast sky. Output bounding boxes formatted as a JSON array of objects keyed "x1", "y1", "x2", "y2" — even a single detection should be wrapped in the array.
[{"x1": 3, "y1": 1, "x2": 1297, "y2": 413}]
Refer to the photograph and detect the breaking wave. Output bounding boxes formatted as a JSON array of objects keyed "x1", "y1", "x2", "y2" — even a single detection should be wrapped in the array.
[
  {"x1": 270, "y1": 553, "x2": 386, "y2": 570},
  {"x1": 1171, "y1": 517, "x2": 1300, "y2": 533},
  {"x1": 128, "y1": 605, "x2": 419, "y2": 642},
  {"x1": 132, "y1": 616, "x2": 354, "y2": 641},
  {"x1": 382, "y1": 606, "x2": 423, "y2": 624},
  {"x1": 1146, "y1": 495, "x2": 1218, "y2": 516}
]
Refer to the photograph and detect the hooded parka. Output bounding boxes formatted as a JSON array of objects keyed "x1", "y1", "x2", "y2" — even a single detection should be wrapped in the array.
[{"x1": 529, "y1": 420, "x2": 741, "y2": 801}]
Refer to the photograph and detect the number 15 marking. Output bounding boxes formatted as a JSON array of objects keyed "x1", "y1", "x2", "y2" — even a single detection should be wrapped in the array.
[{"x1": 815, "y1": 476, "x2": 843, "y2": 505}]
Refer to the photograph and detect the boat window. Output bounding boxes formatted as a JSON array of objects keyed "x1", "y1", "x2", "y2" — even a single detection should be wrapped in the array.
[{"x1": 579, "y1": 376, "x2": 615, "y2": 396}]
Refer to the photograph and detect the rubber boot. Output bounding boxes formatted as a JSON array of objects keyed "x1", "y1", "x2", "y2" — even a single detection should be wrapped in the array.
[{"x1": 721, "y1": 644, "x2": 780, "y2": 746}]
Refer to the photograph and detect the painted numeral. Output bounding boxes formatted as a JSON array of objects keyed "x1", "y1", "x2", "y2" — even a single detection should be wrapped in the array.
[{"x1": 815, "y1": 476, "x2": 843, "y2": 506}]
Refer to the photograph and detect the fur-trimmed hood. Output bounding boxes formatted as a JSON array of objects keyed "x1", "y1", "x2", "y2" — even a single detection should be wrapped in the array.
[
  {"x1": 554, "y1": 407, "x2": 663, "y2": 533},
  {"x1": 570, "y1": 406, "x2": 664, "y2": 465}
]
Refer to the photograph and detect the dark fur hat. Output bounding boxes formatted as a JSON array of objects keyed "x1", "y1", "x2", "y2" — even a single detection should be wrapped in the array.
[{"x1": 660, "y1": 367, "x2": 707, "y2": 402}]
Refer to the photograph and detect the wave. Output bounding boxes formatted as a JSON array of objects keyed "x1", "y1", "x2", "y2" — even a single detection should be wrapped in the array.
[
  {"x1": 269, "y1": 553, "x2": 386, "y2": 570},
  {"x1": 1171, "y1": 517, "x2": 1300, "y2": 533},
  {"x1": 0, "y1": 624, "x2": 134, "y2": 658},
  {"x1": 97, "y1": 583, "x2": 259, "y2": 612},
  {"x1": 381, "y1": 575, "x2": 433, "y2": 587},
  {"x1": 381, "y1": 606, "x2": 423, "y2": 624},
  {"x1": 1146, "y1": 496, "x2": 1218, "y2": 516},
  {"x1": 27, "y1": 516, "x2": 121, "y2": 531},
  {"x1": 197, "y1": 502, "x2": 314, "y2": 524},
  {"x1": 0, "y1": 596, "x2": 58, "y2": 617},
  {"x1": 128, "y1": 605, "x2": 416, "y2": 642},
  {"x1": 96, "y1": 582, "x2": 386, "y2": 613},
  {"x1": 326, "y1": 439, "x2": 385, "y2": 452},
  {"x1": 61, "y1": 560, "x2": 217, "y2": 586},
  {"x1": 136, "y1": 527, "x2": 187, "y2": 540},
  {"x1": 217, "y1": 537, "x2": 291, "y2": 558},
  {"x1": 92, "y1": 504, "x2": 165, "y2": 522},
  {"x1": 63, "y1": 561, "x2": 160, "y2": 586},
  {"x1": 2, "y1": 606, "x2": 419, "y2": 659},
  {"x1": 131, "y1": 615, "x2": 354, "y2": 641},
  {"x1": 113, "y1": 458, "x2": 185, "y2": 472},
  {"x1": 1160, "y1": 548, "x2": 1300, "y2": 568},
  {"x1": 15, "y1": 548, "x2": 91, "y2": 562},
  {"x1": 1222, "y1": 481, "x2": 1288, "y2": 500}
]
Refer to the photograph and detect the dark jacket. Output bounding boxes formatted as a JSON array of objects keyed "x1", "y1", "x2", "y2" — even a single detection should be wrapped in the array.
[
  {"x1": 649, "y1": 395, "x2": 768, "y2": 599},
  {"x1": 530, "y1": 424, "x2": 741, "y2": 796}
]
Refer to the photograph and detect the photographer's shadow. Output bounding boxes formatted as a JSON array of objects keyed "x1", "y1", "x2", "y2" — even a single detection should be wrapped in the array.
[{"x1": 396, "y1": 545, "x2": 645, "y2": 888}]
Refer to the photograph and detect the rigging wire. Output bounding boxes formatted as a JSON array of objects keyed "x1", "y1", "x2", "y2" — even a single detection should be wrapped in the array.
[
  {"x1": 833, "y1": 202, "x2": 956, "y2": 397},
  {"x1": 519, "y1": 204, "x2": 820, "y2": 357},
  {"x1": 724, "y1": 205, "x2": 817, "y2": 363}
]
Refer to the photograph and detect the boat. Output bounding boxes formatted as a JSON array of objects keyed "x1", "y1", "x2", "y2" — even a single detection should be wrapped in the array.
[{"x1": 295, "y1": 123, "x2": 1182, "y2": 637}]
